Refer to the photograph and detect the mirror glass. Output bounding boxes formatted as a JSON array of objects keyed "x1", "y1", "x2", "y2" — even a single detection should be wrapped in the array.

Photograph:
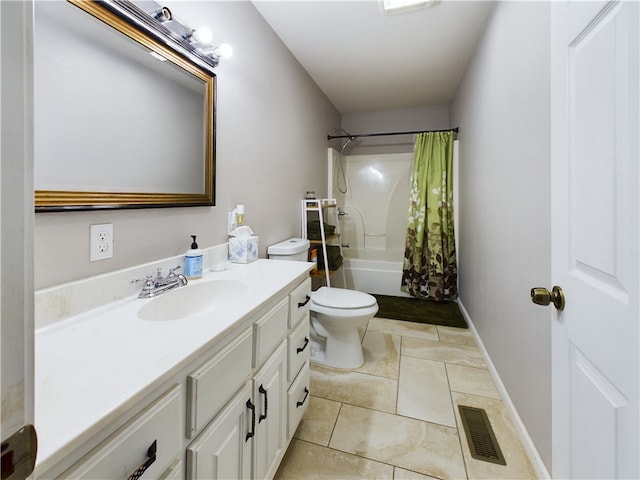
[{"x1": 34, "y1": 0, "x2": 216, "y2": 211}]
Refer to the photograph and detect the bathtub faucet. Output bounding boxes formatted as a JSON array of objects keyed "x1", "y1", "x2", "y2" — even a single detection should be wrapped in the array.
[{"x1": 337, "y1": 208, "x2": 348, "y2": 217}]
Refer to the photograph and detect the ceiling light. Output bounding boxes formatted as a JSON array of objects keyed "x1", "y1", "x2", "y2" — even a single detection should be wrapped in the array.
[{"x1": 382, "y1": 0, "x2": 440, "y2": 15}]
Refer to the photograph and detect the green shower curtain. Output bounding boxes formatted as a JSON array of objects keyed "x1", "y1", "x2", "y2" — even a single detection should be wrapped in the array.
[{"x1": 401, "y1": 131, "x2": 457, "y2": 301}]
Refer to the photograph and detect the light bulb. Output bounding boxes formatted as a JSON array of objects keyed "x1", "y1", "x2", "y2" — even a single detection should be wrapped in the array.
[{"x1": 216, "y1": 43, "x2": 233, "y2": 59}]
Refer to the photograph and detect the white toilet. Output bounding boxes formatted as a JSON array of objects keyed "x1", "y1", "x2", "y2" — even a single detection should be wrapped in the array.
[{"x1": 267, "y1": 238, "x2": 379, "y2": 369}]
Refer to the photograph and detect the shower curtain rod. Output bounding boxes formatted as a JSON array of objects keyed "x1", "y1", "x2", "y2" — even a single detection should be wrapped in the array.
[{"x1": 326, "y1": 127, "x2": 458, "y2": 141}]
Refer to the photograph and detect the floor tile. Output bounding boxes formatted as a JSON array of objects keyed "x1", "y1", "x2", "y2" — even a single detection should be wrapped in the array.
[
  {"x1": 402, "y1": 336, "x2": 486, "y2": 368},
  {"x1": 437, "y1": 325, "x2": 476, "y2": 346},
  {"x1": 310, "y1": 363, "x2": 397, "y2": 413},
  {"x1": 452, "y1": 392, "x2": 537, "y2": 479},
  {"x1": 278, "y1": 318, "x2": 537, "y2": 480},
  {"x1": 330, "y1": 404, "x2": 467, "y2": 479},
  {"x1": 446, "y1": 364, "x2": 500, "y2": 400},
  {"x1": 368, "y1": 317, "x2": 439, "y2": 341},
  {"x1": 393, "y1": 467, "x2": 442, "y2": 479},
  {"x1": 397, "y1": 356, "x2": 455, "y2": 427},
  {"x1": 357, "y1": 331, "x2": 401, "y2": 379},
  {"x1": 274, "y1": 439, "x2": 394, "y2": 480},
  {"x1": 293, "y1": 395, "x2": 341, "y2": 446}
]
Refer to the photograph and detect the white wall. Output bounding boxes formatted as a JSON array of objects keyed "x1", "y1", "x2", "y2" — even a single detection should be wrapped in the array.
[
  {"x1": 340, "y1": 105, "x2": 449, "y2": 155},
  {"x1": 34, "y1": 1, "x2": 340, "y2": 289},
  {"x1": 450, "y1": 2, "x2": 552, "y2": 470}
]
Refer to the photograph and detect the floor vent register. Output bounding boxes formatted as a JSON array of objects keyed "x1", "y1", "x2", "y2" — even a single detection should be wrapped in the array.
[{"x1": 458, "y1": 405, "x2": 506, "y2": 465}]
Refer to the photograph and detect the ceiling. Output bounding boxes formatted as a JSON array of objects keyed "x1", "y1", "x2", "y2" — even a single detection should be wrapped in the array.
[{"x1": 252, "y1": 0, "x2": 495, "y2": 114}]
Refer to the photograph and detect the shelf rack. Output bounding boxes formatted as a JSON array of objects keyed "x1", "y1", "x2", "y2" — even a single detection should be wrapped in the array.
[{"x1": 301, "y1": 198, "x2": 345, "y2": 287}]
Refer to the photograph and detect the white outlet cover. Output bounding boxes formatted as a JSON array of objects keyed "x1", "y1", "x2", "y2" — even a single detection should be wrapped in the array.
[{"x1": 90, "y1": 223, "x2": 113, "y2": 261}]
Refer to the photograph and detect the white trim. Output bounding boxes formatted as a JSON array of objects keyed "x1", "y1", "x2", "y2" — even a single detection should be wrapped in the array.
[{"x1": 457, "y1": 299, "x2": 551, "y2": 480}]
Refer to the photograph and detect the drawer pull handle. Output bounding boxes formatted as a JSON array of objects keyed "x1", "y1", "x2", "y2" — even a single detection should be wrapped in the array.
[
  {"x1": 298, "y1": 295, "x2": 311, "y2": 308},
  {"x1": 296, "y1": 387, "x2": 309, "y2": 408},
  {"x1": 297, "y1": 337, "x2": 310, "y2": 354},
  {"x1": 127, "y1": 440, "x2": 157, "y2": 480},
  {"x1": 246, "y1": 399, "x2": 256, "y2": 442},
  {"x1": 258, "y1": 385, "x2": 268, "y2": 423}
]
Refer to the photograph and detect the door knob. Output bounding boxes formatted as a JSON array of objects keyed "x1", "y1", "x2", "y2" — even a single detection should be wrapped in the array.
[{"x1": 531, "y1": 286, "x2": 565, "y2": 311}]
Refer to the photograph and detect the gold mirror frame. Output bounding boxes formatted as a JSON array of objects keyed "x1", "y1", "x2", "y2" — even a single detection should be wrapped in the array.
[{"x1": 35, "y1": 0, "x2": 216, "y2": 211}]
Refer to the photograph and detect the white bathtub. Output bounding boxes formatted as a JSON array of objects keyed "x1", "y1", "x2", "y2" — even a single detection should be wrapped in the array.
[{"x1": 341, "y1": 249, "x2": 411, "y2": 297}]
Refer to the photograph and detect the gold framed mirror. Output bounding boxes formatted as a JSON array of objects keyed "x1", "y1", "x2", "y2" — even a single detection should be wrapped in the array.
[{"x1": 34, "y1": 0, "x2": 216, "y2": 211}]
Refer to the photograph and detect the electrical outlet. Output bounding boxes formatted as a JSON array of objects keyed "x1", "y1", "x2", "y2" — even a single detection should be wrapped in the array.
[{"x1": 90, "y1": 223, "x2": 113, "y2": 261}]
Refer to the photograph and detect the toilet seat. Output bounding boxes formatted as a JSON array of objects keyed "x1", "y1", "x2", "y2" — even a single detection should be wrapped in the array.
[{"x1": 310, "y1": 287, "x2": 377, "y2": 310}]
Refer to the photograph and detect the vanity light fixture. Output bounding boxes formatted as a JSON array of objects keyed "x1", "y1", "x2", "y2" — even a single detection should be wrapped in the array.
[{"x1": 140, "y1": 1, "x2": 231, "y2": 67}]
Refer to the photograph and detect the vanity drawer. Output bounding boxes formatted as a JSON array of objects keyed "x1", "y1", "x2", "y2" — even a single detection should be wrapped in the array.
[
  {"x1": 288, "y1": 318, "x2": 310, "y2": 383},
  {"x1": 60, "y1": 385, "x2": 182, "y2": 479},
  {"x1": 287, "y1": 362, "x2": 310, "y2": 440},
  {"x1": 187, "y1": 327, "x2": 253, "y2": 439},
  {"x1": 289, "y1": 278, "x2": 311, "y2": 328},
  {"x1": 253, "y1": 297, "x2": 288, "y2": 368}
]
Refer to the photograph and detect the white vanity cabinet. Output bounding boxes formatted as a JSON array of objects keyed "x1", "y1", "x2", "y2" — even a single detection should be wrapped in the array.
[
  {"x1": 59, "y1": 385, "x2": 183, "y2": 479},
  {"x1": 186, "y1": 278, "x2": 311, "y2": 480},
  {"x1": 36, "y1": 262, "x2": 313, "y2": 480}
]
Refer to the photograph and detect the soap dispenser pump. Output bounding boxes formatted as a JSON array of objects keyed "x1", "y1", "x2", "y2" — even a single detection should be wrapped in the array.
[{"x1": 185, "y1": 235, "x2": 203, "y2": 279}]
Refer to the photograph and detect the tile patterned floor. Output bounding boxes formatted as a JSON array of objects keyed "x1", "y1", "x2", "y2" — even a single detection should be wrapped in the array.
[{"x1": 275, "y1": 317, "x2": 537, "y2": 480}]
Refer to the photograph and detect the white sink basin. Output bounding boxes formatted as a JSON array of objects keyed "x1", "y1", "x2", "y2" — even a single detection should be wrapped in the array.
[{"x1": 137, "y1": 280, "x2": 248, "y2": 321}]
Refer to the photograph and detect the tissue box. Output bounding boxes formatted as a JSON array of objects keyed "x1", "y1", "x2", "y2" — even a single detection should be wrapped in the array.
[{"x1": 229, "y1": 236, "x2": 259, "y2": 263}]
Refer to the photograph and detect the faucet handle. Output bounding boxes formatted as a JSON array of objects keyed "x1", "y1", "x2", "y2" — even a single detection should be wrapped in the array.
[
  {"x1": 167, "y1": 266, "x2": 182, "y2": 277},
  {"x1": 131, "y1": 274, "x2": 155, "y2": 291}
]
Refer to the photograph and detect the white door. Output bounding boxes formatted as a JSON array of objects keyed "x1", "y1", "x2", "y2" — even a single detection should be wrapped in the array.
[
  {"x1": 0, "y1": 0, "x2": 36, "y2": 477},
  {"x1": 550, "y1": 1, "x2": 639, "y2": 478}
]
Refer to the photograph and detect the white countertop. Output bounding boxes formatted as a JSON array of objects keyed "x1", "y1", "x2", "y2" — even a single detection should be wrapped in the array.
[{"x1": 34, "y1": 259, "x2": 312, "y2": 475}]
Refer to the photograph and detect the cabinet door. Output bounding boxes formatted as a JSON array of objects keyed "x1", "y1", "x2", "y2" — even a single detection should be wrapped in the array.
[
  {"x1": 253, "y1": 341, "x2": 287, "y2": 480},
  {"x1": 186, "y1": 382, "x2": 253, "y2": 480}
]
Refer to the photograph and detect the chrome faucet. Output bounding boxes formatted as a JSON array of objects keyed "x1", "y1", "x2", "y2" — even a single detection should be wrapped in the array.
[{"x1": 132, "y1": 266, "x2": 188, "y2": 298}]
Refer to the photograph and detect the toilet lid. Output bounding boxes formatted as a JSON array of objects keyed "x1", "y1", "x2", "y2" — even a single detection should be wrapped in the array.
[{"x1": 311, "y1": 287, "x2": 377, "y2": 310}]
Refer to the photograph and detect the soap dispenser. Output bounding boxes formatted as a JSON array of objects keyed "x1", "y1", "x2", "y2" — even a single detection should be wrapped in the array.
[{"x1": 185, "y1": 235, "x2": 203, "y2": 279}]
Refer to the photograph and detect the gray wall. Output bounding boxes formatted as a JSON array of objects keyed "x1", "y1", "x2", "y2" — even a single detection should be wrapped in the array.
[
  {"x1": 34, "y1": 1, "x2": 340, "y2": 289},
  {"x1": 340, "y1": 105, "x2": 450, "y2": 155},
  {"x1": 450, "y1": 1, "x2": 552, "y2": 470}
]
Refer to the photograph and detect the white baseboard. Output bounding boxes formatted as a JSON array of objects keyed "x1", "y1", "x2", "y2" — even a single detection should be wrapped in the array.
[{"x1": 456, "y1": 299, "x2": 551, "y2": 480}]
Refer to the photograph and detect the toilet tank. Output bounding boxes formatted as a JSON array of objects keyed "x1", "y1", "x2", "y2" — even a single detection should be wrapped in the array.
[{"x1": 267, "y1": 238, "x2": 310, "y2": 262}]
